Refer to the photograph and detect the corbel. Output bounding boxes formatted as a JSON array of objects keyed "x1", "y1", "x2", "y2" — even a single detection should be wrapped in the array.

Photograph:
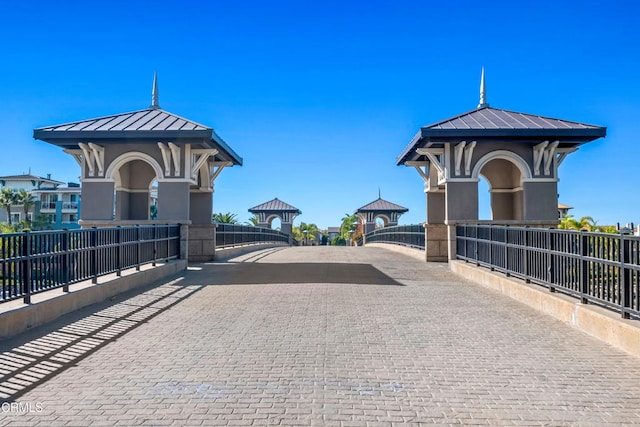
[{"x1": 533, "y1": 141, "x2": 549, "y2": 175}]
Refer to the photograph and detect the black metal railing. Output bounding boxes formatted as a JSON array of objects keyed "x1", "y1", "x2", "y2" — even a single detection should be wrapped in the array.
[
  {"x1": 1, "y1": 225, "x2": 181, "y2": 305},
  {"x1": 456, "y1": 224, "x2": 640, "y2": 319},
  {"x1": 215, "y1": 224, "x2": 291, "y2": 248},
  {"x1": 364, "y1": 224, "x2": 425, "y2": 249}
]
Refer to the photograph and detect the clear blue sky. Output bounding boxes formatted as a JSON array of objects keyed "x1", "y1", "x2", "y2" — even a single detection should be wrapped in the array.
[{"x1": 1, "y1": 1, "x2": 638, "y2": 229}]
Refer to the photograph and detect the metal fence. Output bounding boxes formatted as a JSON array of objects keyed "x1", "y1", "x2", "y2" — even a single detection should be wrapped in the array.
[
  {"x1": 1, "y1": 225, "x2": 181, "y2": 304},
  {"x1": 456, "y1": 224, "x2": 640, "y2": 319},
  {"x1": 364, "y1": 224, "x2": 425, "y2": 249},
  {"x1": 215, "y1": 224, "x2": 292, "y2": 248}
]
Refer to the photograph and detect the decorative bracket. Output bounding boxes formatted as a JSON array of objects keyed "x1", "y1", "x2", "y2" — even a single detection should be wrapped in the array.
[
  {"x1": 464, "y1": 141, "x2": 477, "y2": 175},
  {"x1": 533, "y1": 140, "x2": 560, "y2": 176},
  {"x1": 556, "y1": 147, "x2": 578, "y2": 169},
  {"x1": 454, "y1": 141, "x2": 466, "y2": 176},
  {"x1": 406, "y1": 161, "x2": 430, "y2": 192},
  {"x1": 209, "y1": 161, "x2": 232, "y2": 188},
  {"x1": 417, "y1": 148, "x2": 445, "y2": 183},
  {"x1": 533, "y1": 141, "x2": 549, "y2": 175},
  {"x1": 191, "y1": 149, "x2": 218, "y2": 180},
  {"x1": 452, "y1": 140, "x2": 477, "y2": 176},
  {"x1": 63, "y1": 149, "x2": 84, "y2": 168},
  {"x1": 78, "y1": 142, "x2": 104, "y2": 176},
  {"x1": 543, "y1": 140, "x2": 559, "y2": 175},
  {"x1": 158, "y1": 142, "x2": 182, "y2": 177}
]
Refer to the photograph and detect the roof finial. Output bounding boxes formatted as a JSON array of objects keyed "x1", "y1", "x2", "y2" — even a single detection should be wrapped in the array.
[
  {"x1": 150, "y1": 71, "x2": 160, "y2": 110},
  {"x1": 477, "y1": 67, "x2": 489, "y2": 109},
  {"x1": 378, "y1": 187, "x2": 381, "y2": 199}
]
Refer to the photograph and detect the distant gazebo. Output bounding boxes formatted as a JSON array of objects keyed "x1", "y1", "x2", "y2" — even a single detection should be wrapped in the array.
[
  {"x1": 33, "y1": 74, "x2": 242, "y2": 226},
  {"x1": 248, "y1": 198, "x2": 301, "y2": 237},
  {"x1": 397, "y1": 69, "x2": 607, "y2": 260},
  {"x1": 356, "y1": 196, "x2": 408, "y2": 235}
]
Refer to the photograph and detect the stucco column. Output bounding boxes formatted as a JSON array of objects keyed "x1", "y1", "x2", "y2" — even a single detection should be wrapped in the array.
[
  {"x1": 157, "y1": 181, "x2": 190, "y2": 222},
  {"x1": 190, "y1": 191, "x2": 213, "y2": 225},
  {"x1": 445, "y1": 181, "x2": 479, "y2": 222},
  {"x1": 80, "y1": 181, "x2": 115, "y2": 221},
  {"x1": 426, "y1": 191, "x2": 445, "y2": 224},
  {"x1": 523, "y1": 181, "x2": 558, "y2": 221}
]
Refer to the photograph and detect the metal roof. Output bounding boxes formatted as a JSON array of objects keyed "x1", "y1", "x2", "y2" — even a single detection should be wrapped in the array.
[
  {"x1": 0, "y1": 174, "x2": 65, "y2": 185},
  {"x1": 248, "y1": 198, "x2": 301, "y2": 213},
  {"x1": 397, "y1": 106, "x2": 606, "y2": 165},
  {"x1": 33, "y1": 108, "x2": 243, "y2": 166},
  {"x1": 34, "y1": 108, "x2": 210, "y2": 134},
  {"x1": 357, "y1": 197, "x2": 408, "y2": 213}
]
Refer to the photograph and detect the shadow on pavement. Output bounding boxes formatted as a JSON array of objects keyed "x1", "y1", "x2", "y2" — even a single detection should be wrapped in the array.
[
  {"x1": 0, "y1": 277, "x2": 203, "y2": 403},
  {"x1": 193, "y1": 263, "x2": 405, "y2": 286}
]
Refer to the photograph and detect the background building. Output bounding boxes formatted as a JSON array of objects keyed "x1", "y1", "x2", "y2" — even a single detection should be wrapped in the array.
[{"x1": 0, "y1": 174, "x2": 81, "y2": 229}]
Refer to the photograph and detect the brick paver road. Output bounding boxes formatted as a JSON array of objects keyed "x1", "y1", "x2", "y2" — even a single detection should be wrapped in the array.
[{"x1": 2, "y1": 246, "x2": 640, "y2": 426}]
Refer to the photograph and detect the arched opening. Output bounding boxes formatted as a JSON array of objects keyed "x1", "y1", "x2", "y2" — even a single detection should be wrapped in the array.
[
  {"x1": 113, "y1": 159, "x2": 157, "y2": 221},
  {"x1": 478, "y1": 158, "x2": 524, "y2": 221},
  {"x1": 149, "y1": 180, "x2": 158, "y2": 220},
  {"x1": 478, "y1": 175, "x2": 492, "y2": 220},
  {"x1": 268, "y1": 216, "x2": 282, "y2": 231},
  {"x1": 375, "y1": 215, "x2": 389, "y2": 229}
]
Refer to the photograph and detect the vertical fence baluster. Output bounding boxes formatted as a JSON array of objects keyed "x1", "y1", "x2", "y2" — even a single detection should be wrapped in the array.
[
  {"x1": 136, "y1": 225, "x2": 141, "y2": 271},
  {"x1": 621, "y1": 235, "x2": 631, "y2": 319},
  {"x1": 62, "y1": 229, "x2": 70, "y2": 292},
  {"x1": 579, "y1": 232, "x2": 589, "y2": 304},
  {"x1": 22, "y1": 231, "x2": 32, "y2": 304},
  {"x1": 116, "y1": 226, "x2": 122, "y2": 276},
  {"x1": 91, "y1": 227, "x2": 98, "y2": 284},
  {"x1": 152, "y1": 226, "x2": 157, "y2": 267}
]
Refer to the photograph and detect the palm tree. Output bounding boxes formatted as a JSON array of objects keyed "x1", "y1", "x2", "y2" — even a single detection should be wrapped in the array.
[
  {"x1": 339, "y1": 213, "x2": 358, "y2": 239},
  {"x1": 299, "y1": 222, "x2": 319, "y2": 245},
  {"x1": 559, "y1": 214, "x2": 598, "y2": 231},
  {"x1": 245, "y1": 215, "x2": 259, "y2": 226},
  {"x1": 17, "y1": 189, "x2": 36, "y2": 227},
  {"x1": 212, "y1": 212, "x2": 239, "y2": 224},
  {"x1": 0, "y1": 188, "x2": 18, "y2": 226}
]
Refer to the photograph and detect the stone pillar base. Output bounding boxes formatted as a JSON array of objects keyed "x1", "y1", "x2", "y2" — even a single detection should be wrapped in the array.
[
  {"x1": 424, "y1": 223, "x2": 449, "y2": 262},
  {"x1": 188, "y1": 224, "x2": 217, "y2": 262}
]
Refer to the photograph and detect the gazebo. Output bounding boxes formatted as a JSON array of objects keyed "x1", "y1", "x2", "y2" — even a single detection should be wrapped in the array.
[
  {"x1": 397, "y1": 69, "x2": 606, "y2": 260},
  {"x1": 248, "y1": 198, "x2": 301, "y2": 237},
  {"x1": 356, "y1": 196, "x2": 408, "y2": 235},
  {"x1": 33, "y1": 74, "x2": 242, "y2": 226}
]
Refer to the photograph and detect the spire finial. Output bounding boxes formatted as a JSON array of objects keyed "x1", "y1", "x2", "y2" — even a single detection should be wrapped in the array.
[
  {"x1": 477, "y1": 67, "x2": 489, "y2": 109},
  {"x1": 378, "y1": 187, "x2": 381, "y2": 199},
  {"x1": 150, "y1": 71, "x2": 160, "y2": 110}
]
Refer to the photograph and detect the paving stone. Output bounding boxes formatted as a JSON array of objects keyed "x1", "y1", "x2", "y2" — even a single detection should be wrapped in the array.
[{"x1": 1, "y1": 246, "x2": 640, "y2": 425}]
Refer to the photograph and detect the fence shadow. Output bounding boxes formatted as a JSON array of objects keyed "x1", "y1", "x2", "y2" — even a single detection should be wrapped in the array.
[{"x1": 0, "y1": 277, "x2": 203, "y2": 403}]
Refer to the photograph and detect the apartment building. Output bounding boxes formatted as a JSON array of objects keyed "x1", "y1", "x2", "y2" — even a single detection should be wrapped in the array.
[{"x1": 0, "y1": 174, "x2": 81, "y2": 229}]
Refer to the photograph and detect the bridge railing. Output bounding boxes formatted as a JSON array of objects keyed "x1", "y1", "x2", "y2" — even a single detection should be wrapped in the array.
[
  {"x1": 364, "y1": 224, "x2": 425, "y2": 249},
  {"x1": 456, "y1": 224, "x2": 640, "y2": 319},
  {"x1": 215, "y1": 224, "x2": 292, "y2": 248},
  {"x1": 1, "y1": 224, "x2": 181, "y2": 305}
]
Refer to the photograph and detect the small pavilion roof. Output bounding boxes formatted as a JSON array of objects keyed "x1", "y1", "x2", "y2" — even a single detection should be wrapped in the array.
[
  {"x1": 397, "y1": 106, "x2": 606, "y2": 165},
  {"x1": 33, "y1": 107, "x2": 242, "y2": 166},
  {"x1": 248, "y1": 198, "x2": 301, "y2": 214},
  {"x1": 356, "y1": 197, "x2": 408, "y2": 213}
]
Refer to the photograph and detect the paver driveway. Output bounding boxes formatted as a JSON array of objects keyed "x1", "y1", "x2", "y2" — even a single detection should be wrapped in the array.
[{"x1": 1, "y1": 246, "x2": 640, "y2": 426}]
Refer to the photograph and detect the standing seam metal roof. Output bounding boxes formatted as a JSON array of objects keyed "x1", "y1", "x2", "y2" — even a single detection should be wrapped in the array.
[
  {"x1": 396, "y1": 106, "x2": 606, "y2": 165},
  {"x1": 357, "y1": 198, "x2": 408, "y2": 212},
  {"x1": 248, "y1": 198, "x2": 301, "y2": 213},
  {"x1": 428, "y1": 107, "x2": 601, "y2": 130},
  {"x1": 35, "y1": 108, "x2": 210, "y2": 133}
]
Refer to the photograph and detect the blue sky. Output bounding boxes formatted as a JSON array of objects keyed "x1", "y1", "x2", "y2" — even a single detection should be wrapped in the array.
[{"x1": 1, "y1": 1, "x2": 638, "y2": 229}]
